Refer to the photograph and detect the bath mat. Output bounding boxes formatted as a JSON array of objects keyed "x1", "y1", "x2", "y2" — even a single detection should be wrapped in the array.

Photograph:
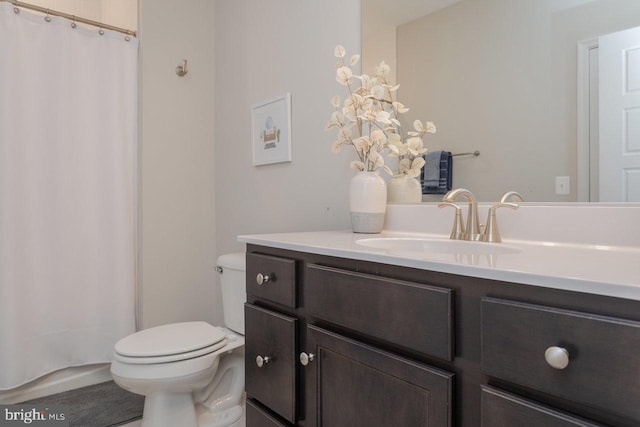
[{"x1": 21, "y1": 380, "x2": 143, "y2": 426}]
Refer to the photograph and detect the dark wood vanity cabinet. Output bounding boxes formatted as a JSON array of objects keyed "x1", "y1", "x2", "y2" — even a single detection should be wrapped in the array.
[
  {"x1": 245, "y1": 251, "x2": 454, "y2": 427},
  {"x1": 244, "y1": 246, "x2": 640, "y2": 427}
]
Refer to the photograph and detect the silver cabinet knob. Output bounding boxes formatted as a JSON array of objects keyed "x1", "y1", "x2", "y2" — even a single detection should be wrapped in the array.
[
  {"x1": 544, "y1": 346, "x2": 569, "y2": 370},
  {"x1": 256, "y1": 273, "x2": 271, "y2": 285},
  {"x1": 255, "y1": 355, "x2": 270, "y2": 368},
  {"x1": 299, "y1": 352, "x2": 315, "y2": 366}
]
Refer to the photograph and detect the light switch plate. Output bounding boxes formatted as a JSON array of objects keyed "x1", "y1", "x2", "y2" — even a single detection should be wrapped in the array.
[{"x1": 556, "y1": 176, "x2": 570, "y2": 195}]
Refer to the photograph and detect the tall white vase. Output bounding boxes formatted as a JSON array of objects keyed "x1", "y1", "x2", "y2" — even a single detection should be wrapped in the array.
[
  {"x1": 349, "y1": 171, "x2": 387, "y2": 233},
  {"x1": 387, "y1": 175, "x2": 422, "y2": 203}
]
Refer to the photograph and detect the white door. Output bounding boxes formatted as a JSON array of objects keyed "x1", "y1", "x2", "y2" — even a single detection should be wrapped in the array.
[{"x1": 599, "y1": 26, "x2": 640, "y2": 202}]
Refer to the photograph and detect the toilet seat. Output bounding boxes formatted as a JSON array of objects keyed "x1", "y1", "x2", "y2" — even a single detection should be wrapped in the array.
[{"x1": 113, "y1": 321, "x2": 228, "y2": 364}]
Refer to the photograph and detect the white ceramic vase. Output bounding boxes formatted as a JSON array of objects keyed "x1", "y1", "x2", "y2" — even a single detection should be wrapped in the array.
[
  {"x1": 387, "y1": 175, "x2": 422, "y2": 203},
  {"x1": 349, "y1": 171, "x2": 387, "y2": 233}
]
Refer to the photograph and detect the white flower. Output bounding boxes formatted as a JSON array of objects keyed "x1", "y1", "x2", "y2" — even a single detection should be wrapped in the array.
[
  {"x1": 387, "y1": 133, "x2": 406, "y2": 157},
  {"x1": 370, "y1": 129, "x2": 387, "y2": 146},
  {"x1": 331, "y1": 140, "x2": 343, "y2": 154},
  {"x1": 369, "y1": 149, "x2": 385, "y2": 168},
  {"x1": 376, "y1": 60, "x2": 390, "y2": 77},
  {"x1": 406, "y1": 137, "x2": 427, "y2": 156},
  {"x1": 350, "y1": 160, "x2": 365, "y2": 171},
  {"x1": 374, "y1": 111, "x2": 391, "y2": 125},
  {"x1": 328, "y1": 45, "x2": 435, "y2": 175},
  {"x1": 393, "y1": 102, "x2": 409, "y2": 114},
  {"x1": 398, "y1": 158, "x2": 412, "y2": 174},
  {"x1": 358, "y1": 74, "x2": 371, "y2": 90},
  {"x1": 336, "y1": 66, "x2": 352, "y2": 85},
  {"x1": 353, "y1": 136, "x2": 370, "y2": 153},
  {"x1": 370, "y1": 85, "x2": 386, "y2": 100}
]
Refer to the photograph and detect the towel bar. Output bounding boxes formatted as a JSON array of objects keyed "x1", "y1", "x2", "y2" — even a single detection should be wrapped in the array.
[{"x1": 452, "y1": 150, "x2": 480, "y2": 157}]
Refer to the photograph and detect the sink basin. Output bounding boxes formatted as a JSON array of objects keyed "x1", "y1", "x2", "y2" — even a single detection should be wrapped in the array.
[{"x1": 356, "y1": 237, "x2": 522, "y2": 256}]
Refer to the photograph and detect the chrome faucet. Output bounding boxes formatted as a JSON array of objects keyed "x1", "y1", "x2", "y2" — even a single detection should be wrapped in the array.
[{"x1": 442, "y1": 188, "x2": 482, "y2": 241}]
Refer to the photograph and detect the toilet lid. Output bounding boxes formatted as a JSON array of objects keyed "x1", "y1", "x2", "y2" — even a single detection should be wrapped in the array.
[{"x1": 115, "y1": 321, "x2": 227, "y2": 358}]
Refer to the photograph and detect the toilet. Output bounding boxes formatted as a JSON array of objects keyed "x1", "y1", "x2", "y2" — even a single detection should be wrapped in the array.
[{"x1": 111, "y1": 253, "x2": 246, "y2": 427}]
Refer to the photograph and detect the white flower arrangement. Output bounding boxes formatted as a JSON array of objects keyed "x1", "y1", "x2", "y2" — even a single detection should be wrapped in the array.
[{"x1": 326, "y1": 45, "x2": 436, "y2": 177}]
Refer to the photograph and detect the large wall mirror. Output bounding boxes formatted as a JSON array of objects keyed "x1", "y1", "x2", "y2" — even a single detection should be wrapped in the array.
[{"x1": 363, "y1": 0, "x2": 640, "y2": 202}]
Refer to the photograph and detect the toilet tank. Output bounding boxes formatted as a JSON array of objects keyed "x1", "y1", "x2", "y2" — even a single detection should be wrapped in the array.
[{"x1": 216, "y1": 252, "x2": 246, "y2": 334}]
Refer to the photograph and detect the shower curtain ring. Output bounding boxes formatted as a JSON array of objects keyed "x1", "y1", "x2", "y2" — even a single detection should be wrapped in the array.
[
  {"x1": 98, "y1": 27, "x2": 105, "y2": 36},
  {"x1": 71, "y1": 16, "x2": 77, "y2": 29},
  {"x1": 13, "y1": 7, "x2": 19, "y2": 14},
  {"x1": 44, "y1": 10, "x2": 51, "y2": 22}
]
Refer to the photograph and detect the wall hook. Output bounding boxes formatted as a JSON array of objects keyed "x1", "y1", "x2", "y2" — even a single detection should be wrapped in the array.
[{"x1": 176, "y1": 59, "x2": 188, "y2": 77}]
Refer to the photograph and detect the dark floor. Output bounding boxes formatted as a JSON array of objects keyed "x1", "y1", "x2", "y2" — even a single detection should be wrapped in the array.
[{"x1": 21, "y1": 380, "x2": 144, "y2": 427}]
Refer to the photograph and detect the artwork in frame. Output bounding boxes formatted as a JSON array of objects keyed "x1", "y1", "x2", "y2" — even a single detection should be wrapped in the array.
[{"x1": 251, "y1": 93, "x2": 292, "y2": 166}]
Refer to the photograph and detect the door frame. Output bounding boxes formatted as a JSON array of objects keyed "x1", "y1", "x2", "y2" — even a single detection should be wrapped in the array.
[{"x1": 577, "y1": 37, "x2": 599, "y2": 202}]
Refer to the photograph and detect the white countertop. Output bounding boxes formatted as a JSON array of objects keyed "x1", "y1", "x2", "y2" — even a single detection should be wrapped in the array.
[{"x1": 238, "y1": 229, "x2": 640, "y2": 301}]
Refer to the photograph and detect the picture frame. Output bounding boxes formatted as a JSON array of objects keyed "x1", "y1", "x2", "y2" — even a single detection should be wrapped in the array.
[{"x1": 251, "y1": 93, "x2": 292, "y2": 166}]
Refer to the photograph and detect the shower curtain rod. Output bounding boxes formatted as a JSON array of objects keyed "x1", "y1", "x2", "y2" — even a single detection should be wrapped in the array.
[{"x1": 2, "y1": 0, "x2": 136, "y2": 37}]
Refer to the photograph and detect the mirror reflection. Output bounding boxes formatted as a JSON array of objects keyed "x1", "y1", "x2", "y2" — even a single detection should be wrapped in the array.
[{"x1": 363, "y1": 0, "x2": 640, "y2": 202}]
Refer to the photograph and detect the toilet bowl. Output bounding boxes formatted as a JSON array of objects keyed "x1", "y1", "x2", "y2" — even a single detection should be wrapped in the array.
[{"x1": 110, "y1": 253, "x2": 247, "y2": 427}]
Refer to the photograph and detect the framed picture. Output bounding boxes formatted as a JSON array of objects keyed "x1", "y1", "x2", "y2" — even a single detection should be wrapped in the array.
[{"x1": 251, "y1": 93, "x2": 292, "y2": 166}]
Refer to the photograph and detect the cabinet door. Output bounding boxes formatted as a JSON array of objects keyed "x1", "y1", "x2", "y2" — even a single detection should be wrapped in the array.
[
  {"x1": 245, "y1": 304, "x2": 298, "y2": 423},
  {"x1": 302, "y1": 325, "x2": 453, "y2": 427},
  {"x1": 481, "y1": 386, "x2": 603, "y2": 427}
]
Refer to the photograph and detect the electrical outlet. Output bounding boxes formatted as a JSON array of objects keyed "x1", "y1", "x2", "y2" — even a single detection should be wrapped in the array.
[{"x1": 555, "y1": 176, "x2": 570, "y2": 195}]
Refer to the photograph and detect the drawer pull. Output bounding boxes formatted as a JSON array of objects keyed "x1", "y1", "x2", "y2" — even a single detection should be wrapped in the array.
[
  {"x1": 256, "y1": 273, "x2": 272, "y2": 285},
  {"x1": 255, "y1": 355, "x2": 271, "y2": 368},
  {"x1": 299, "y1": 352, "x2": 315, "y2": 366},
  {"x1": 544, "y1": 346, "x2": 570, "y2": 370}
]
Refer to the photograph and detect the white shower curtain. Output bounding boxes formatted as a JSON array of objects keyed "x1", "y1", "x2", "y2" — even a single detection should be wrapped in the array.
[{"x1": 0, "y1": 3, "x2": 137, "y2": 389}]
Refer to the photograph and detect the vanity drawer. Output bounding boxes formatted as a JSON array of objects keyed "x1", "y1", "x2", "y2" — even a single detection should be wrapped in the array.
[
  {"x1": 246, "y1": 399, "x2": 291, "y2": 427},
  {"x1": 245, "y1": 304, "x2": 298, "y2": 424},
  {"x1": 481, "y1": 386, "x2": 602, "y2": 427},
  {"x1": 305, "y1": 264, "x2": 453, "y2": 361},
  {"x1": 481, "y1": 297, "x2": 640, "y2": 423},
  {"x1": 246, "y1": 253, "x2": 297, "y2": 308}
]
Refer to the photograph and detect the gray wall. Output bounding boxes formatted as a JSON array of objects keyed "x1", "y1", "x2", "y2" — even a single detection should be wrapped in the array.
[
  {"x1": 138, "y1": 0, "x2": 361, "y2": 328},
  {"x1": 139, "y1": 0, "x2": 218, "y2": 328},
  {"x1": 214, "y1": 0, "x2": 361, "y2": 256}
]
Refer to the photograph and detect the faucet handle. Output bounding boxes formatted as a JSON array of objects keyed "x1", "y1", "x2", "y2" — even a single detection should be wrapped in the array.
[
  {"x1": 500, "y1": 191, "x2": 524, "y2": 204},
  {"x1": 481, "y1": 203, "x2": 518, "y2": 243},
  {"x1": 438, "y1": 202, "x2": 465, "y2": 240}
]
